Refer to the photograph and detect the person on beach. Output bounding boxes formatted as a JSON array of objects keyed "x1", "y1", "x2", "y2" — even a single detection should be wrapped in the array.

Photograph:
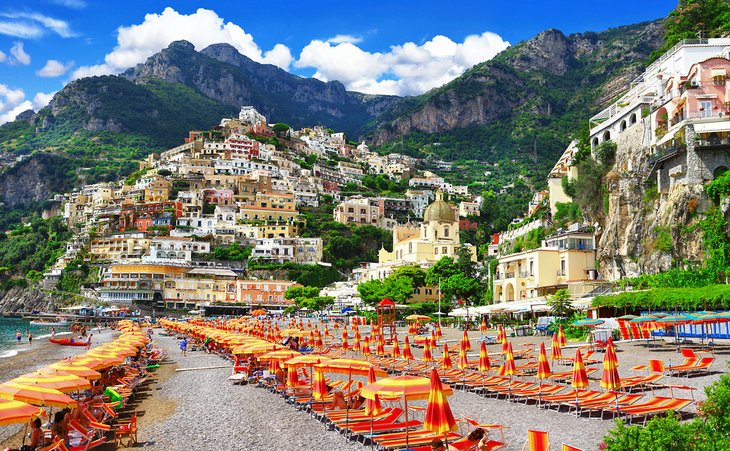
[
  {"x1": 50, "y1": 411, "x2": 69, "y2": 447},
  {"x1": 16, "y1": 330, "x2": 21, "y2": 344},
  {"x1": 29, "y1": 417, "x2": 49, "y2": 449},
  {"x1": 50, "y1": 326, "x2": 56, "y2": 337},
  {"x1": 85, "y1": 334, "x2": 93, "y2": 350},
  {"x1": 331, "y1": 392, "x2": 364, "y2": 410},
  {"x1": 28, "y1": 331, "x2": 32, "y2": 346},
  {"x1": 180, "y1": 338, "x2": 187, "y2": 356}
]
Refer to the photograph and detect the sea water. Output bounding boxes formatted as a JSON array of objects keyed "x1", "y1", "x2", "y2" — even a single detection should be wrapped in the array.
[{"x1": 0, "y1": 317, "x2": 63, "y2": 357}]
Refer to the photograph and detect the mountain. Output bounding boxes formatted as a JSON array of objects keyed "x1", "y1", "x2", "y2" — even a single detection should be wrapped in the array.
[
  {"x1": 368, "y1": 21, "x2": 664, "y2": 165},
  {"x1": 121, "y1": 40, "x2": 400, "y2": 137}
]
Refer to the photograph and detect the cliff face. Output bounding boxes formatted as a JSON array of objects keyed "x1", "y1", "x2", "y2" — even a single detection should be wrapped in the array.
[
  {"x1": 0, "y1": 154, "x2": 77, "y2": 207},
  {"x1": 595, "y1": 121, "x2": 708, "y2": 279},
  {"x1": 121, "y1": 41, "x2": 401, "y2": 136},
  {"x1": 368, "y1": 21, "x2": 665, "y2": 151},
  {"x1": 0, "y1": 287, "x2": 62, "y2": 314}
]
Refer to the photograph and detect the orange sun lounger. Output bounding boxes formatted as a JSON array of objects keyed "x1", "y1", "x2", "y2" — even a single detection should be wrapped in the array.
[{"x1": 601, "y1": 396, "x2": 694, "y2": 423}]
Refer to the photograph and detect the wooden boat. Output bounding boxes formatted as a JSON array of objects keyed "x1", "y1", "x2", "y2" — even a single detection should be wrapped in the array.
[
  {"x1": 30, "y1": 317, "x2": 70, "y2": 327},
  {"x1": 49, "y1": 338, "x2": 87, "y2": 347}
]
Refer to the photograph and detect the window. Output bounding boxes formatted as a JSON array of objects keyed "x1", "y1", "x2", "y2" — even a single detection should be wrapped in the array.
[
  {"x1": 700, "y1": 100, "x2": 713, "y2": 118},
  {"x1": 444, "y1": 227, "x2": 449, "y2": 237}
]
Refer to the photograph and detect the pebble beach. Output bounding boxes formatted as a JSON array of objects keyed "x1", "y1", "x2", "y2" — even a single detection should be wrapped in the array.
[{"x1": 134, "y1": 323, "x2": 729, "y2": 451}]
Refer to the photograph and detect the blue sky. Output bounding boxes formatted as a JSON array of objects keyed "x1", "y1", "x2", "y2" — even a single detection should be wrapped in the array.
[{"x1": 0, "y1": 0, "x2": 677, "y2": 124}]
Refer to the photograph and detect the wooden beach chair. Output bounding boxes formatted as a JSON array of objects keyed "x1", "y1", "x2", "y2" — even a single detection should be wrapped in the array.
[
  {"x1": 113, "y1": 412, "x2": 138, "y2": 448},
  {"x1": 522, "y1": 429, "x2": 550, "y2": 451}
]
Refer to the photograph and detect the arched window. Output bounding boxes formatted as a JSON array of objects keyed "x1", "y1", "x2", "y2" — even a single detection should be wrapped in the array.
[
  {"x1": 592, "y1": 137, "x2": 599, "y2": 148},
  {"x1": 603, "y1": 131, "x2": 611, "y2": 142},
  {"x1": 629, "y1": 113, "x2": 637, "y2": 125},
  {"x1": 620, "y1": 120, "x2": 627, "y2": 131}
]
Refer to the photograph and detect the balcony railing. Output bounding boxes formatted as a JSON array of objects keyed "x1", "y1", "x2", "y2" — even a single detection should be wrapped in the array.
[
  {"x1": 504, "y1": 272, "x2": 515, "y2": 279},
  {"x1": 518, "y1": 272, "x2": 534, "y2": 278},
  {"x1": 556, "y1": 270, "x2": 566, "y2": 277}
]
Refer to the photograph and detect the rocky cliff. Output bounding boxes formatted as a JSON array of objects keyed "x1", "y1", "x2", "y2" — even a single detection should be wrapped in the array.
[
  {"x1": 122, "y1": 40, "x2": 400, "y2": 136},
  {"x1": 0, "y1": 287, "x2": 64, "y2": 314}
]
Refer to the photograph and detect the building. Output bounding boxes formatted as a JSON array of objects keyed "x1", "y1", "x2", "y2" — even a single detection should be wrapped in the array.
[
  {"x1": 142, "y1": 237, "x2": 210, "y2": 263},
  {"x1": 236, "y1": 280, "x2": 298, "y2": 307},
  {"x1": 493, "y1": 225, "x2": 597, "y2": 302},
  {"x1": 458, "y1": 201, "x2": 480, "y2": 218},
  {"x1": 89, "y1": 233, "x2": 150, "y2": 262},
  {"x1": 238, "y1": 106, "x2": 267, "y2": 134},
  {"x1": 333, "y1": 196, "x2": 383, "y2": 227},
  {"x1": 250, "y1": 237, "x2": 322, "y2": 264},
  {"x1": 98, "y1": 263, "x2": 188, "y2": 306},
  {"x1": 163, "y1": 267, "x2": 238, "y2": 308},
  {"x1": 547, "y1": 141, "x2": 580, "y2": 217}
]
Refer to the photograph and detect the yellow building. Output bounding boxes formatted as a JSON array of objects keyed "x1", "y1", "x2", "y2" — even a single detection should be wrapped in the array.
[
  {"x1": 493, "y1": 228, "x2": 596, "y2": 302},
  {"x1": 547, "y1": 141, "x2": 580, "y2": 217},
  {"x1": 99, "y1": 263, "x2": 188, "y2": 305},
  {"x1": 144, "y1": 177, "x2": 172, "y2": 203},
  {"x1": 254, "y1": 192, "x2": 295, "y2": 210},
  {"x1": 89, "y1": 234, "x2": 151, "y2": 261},
  {"x1": 164, "y1": 267, "x2": 238, "y2": 308},
  {"x1": 357, "y1": 191, "x2": 477, "y2": 282},
  {"x1": 238, "y1": 205, "x2": 299, "y2": 223}
]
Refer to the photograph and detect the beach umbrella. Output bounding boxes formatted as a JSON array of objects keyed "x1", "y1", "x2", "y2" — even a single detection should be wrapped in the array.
[
  {"x1": 268, "y1": 358, "x2": 282, "y2": 374},
  {"x1": 430, "y1": 331, "x2": 438, "y2": 348},
  {"x1": 0, "y1": 382, "x2": 77, "y2": 409},
  {"x1": 376, "y1": 336, "x2": 385, "y2": 357},
  {"x1": 571, "y1": 349, "x2": 589, "y2": 414},
  {"x1": 656, "y1": 314, "x2": 696, "y2": 351},
  {"x1": 341, "y1": 331, "x2": 349, "y2": 352},
  {"x1": 461, "y1": 330, "x2": 472, "y2": 352},
  {"x1": 550, "y1": 332, "x2": 563, "y2": 364},
  {"x1": 435, "y1": 325, "x2": 442, "y2": 340},
  {"x1": 287, "y1": 367, "x2": 300, "y2": 388},
  {"x1": 353, "y1": 330, "x2": 361, "y2": 353},
  {"x1": 424, "y1": 368, "x2": 458, "y2": 446},
  {"x1": 557, "y1": 325, "x2": 567, "y2": 347},
  {"x1": 312, "y1": 368, "x2": 328, "y2": 402},
  {"x1": 0, "y1": 399, "x2": 45, "y2": 426},
  {"x1": 403, "y1": 336, "x2": 414, "y2": 361},
  {"x1": 499, "y1": 342, "x2": 517, "y2": 399},
  {"x1": 480, "y1": 319, "x2": 487, "y2": 334},
  {"x1": 361, "y1": 374, "x2": 451, "y2": 450},
  {"x1": 457, "y1": 347, "x2": 469, "y2": 371},
  {"x1": 573, "y1": 319, "x2": 605, "y2": 327},
  {"x1": 536, "y1": 342, "x2": 552, "y2": 404},
  {"x1": 497, "y1": 325, "x2": 506, "y2": 345},
  {"x1": 478, "y1": 341, "x2": 491, "y2": 373},
  {"x1": 13, "y1": 371, "x2": 91, "y2": 393},
  {"x1": 364, "y1": 391, "x2": 384, "y2": 451},
  {"x1": 408, "y1": 322, "x2": 416, "y2": 336},
  {"x1": 361, "y1": 337, "x2": 371, "y2": 357},
  {"x1": 406, "y1": 314, "x2": 431, "y2": 321},
  {"x1": 423, "y1": 340, "x2": 434, "y2": 363},
  {"x1": 391, "y1": 337, "x2": 401, "y2": 359},
  {"x1": 600, "y1": 338, "x2": 621, "y2": 411},
  {"x1": 501, "y1": 337, "x2": 510, "y2": 355},
  {"x1": 46, "y1": 363, "x2": 101, "y2": 381},
  {"x1": 440, "y1": 343, "x2": 453, "y2": 370},
  {"x1": 259, "y1": 350, "x2": 301, "y2": 362}
]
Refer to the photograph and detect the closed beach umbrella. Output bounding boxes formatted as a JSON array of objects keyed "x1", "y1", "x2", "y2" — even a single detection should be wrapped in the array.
[
  {"x1": 0, "y1": 382, "x2": 77, "y2": 409},
  {"x1": 435, "y1": 325, "x2": 442, "y2": 340},
  {"x1": 557, "y1": 325, "x2": 567, "y2": 347},
  {"x1": 480, "y1": 318, "x2": 487, "y2": 334},
  {"x1": 408, "y1": 322, "x2": 416, "y2": 336},
  {"x1": 423, "y1": 340, "x2": 434, "y2": 363},
  {"x1": 353, "y1": 330, "x2": 361, "y2": 353},
  {"x1": 376, "y1": 336, "x2": 385, "y2": 356},
  {"x1": 457, "y1": 347, "x2": 469, "y2": 371},
  {"x1": 461, "y1": 330, "x2": 472, "y2": 351},
  {"x1": 600, "y1": 338, "x2": 621, "y2": 410},
  {"x1": 571, "y1": 349, "x2": 590, "y2": 413},
  {"x1": 500, "y1": 342, "x2": 517, "y2": 377},
  {"x1": 501, "y1": 337, "x2": 510, "y2": 355},
  {"x1": 536, "y1": 342, "x2": 551, "y2": 404},
  {"x1": 403, "y1": 336, "x2": 414, "y2": 361},
  {"x1": 497, "y1": 325, "x2": 506, "y2": 345},
  {"x1": 441, "y1": 343, "x2": 453, "y2": 370},
  {"x1": 312, "y1": 369, "x2": 328, "y2": 402},
  {"x1": 550, "y1": 332, "x2": 563, "y2": 363},
  {"x1": 478, "y1": 341, "x2": 491, "y2": 373},
  {"x1": 424, "y1": 368, "x2": 458, "y2": 447},
  {"x1": 430, "y1": 331, "x2": 438, "y2": 348},
  {"x1": 0, "y1": 399, "x2": 45, "y2": 426},
  {"x1": 391, "y1": 337, "x2": 401, "y2": 359},
  {"x1": 362, "y1": 337, "x2": 371, "y2": 357}
]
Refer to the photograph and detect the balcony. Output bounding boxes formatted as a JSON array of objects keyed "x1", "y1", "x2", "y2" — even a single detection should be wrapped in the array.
[
  {"x1": 556, "y1": 270, "x2": 566, "y2": 277},
  {"x1": 518, "y1": 271, "x2": 534, "y2": 278},
  {"x1": 504, "y1": 272, "x2": 515, "y2": 279}
]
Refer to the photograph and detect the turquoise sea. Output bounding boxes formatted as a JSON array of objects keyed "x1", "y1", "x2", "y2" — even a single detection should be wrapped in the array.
[{"x1": 0, "y1": 317, "x2": 64, "y2": 356}]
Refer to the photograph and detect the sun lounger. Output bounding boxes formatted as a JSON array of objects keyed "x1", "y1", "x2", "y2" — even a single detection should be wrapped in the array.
[
  {"x1": 540, "y1": 389, "x2": 602, "y2": 408},
  {"x1": 567, "y1": 392, "x2": 644, "y2": 418},
  {"x1": 670, "y1": 357, "x2": 714, "y2": 376},
  {"x1": 511, "y1": 384, "x2": 567, "y2": 404},
  {"x1": 666, "y1": 356, "x2": 699, "y2": 375},
  {"x1": 347, "y1": 418, "x2": 422, "y2": 435},
  {"x1": 462, "y1": 417, "x2": 508, "y2": 450},
  {"x1": 562, "y1": 444, "x2": 585, "y2": 451},
  {"x1": 620, "y1": 373, "x2": 664, "y2": 391},
  {"x1": 550, "y1": 367, "x2": 597, "y2": 383},
  {"x1": 371, "y1": 429, "x2": 462, "y2": 450},
  {"x1": 600, "y1": 396, "x2": 694, "y2": 423}
]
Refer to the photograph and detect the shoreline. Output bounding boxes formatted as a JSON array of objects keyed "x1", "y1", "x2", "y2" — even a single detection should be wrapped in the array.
[{"x1": 0, "y1": 327, "x2": 118, "y2": 447}]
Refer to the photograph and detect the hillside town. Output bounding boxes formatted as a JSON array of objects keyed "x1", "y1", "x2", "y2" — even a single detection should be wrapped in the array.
[{"x1": 38, "y1": 37, "x2": 730, "y2": 319}]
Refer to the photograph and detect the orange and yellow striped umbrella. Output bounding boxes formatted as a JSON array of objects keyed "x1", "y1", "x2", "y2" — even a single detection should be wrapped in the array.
[
  {"x1": 408, "y1": 322, "x2": 416, "y2": 335},
  {"x1": 315, "y1": 359, "x2": 387, "y2": 378},
  {"x1": 457, "y1": 347, "x2": 469, "y2": 371},
  {"x1": 362, "y1": 337, "x2": 371, "y2": 357},
  {"x1": 461, "y1": 330, "x2": 472, "y2": 352},
  {"x1": 391, "y1": 337, "x2": 401, "y2": 359},
  {"x1": 13, "y1": 371, "x2": 91, "y2": 393},
  {"x1": 287, "y1": 367, "x2": 300, "y2": 388},
  {"x1": 353, "y1": 330, "x2": 361, "y2": 352},
  {"x1": 269, "y1": 358, "x2": 282, "y2": 374},
  {"x1": 312, "y1": 369, "x2": 328, "y2": 401},
  {"x1": 376, "y1": 336, "x2": 385, "y2": 356},
  {"x1": 501, "y1": 336, "x2": 510, "y2": 355},
  {"x1": 480, "y1": 319, "x2": 487, "y2": 334},
  {"x1": 259, "y1": 350, "x2": 301, "y2": 362},
  {"x1": 284, "y1": 355, "x2": 331, "y2": 368},
  {"x1": 430, "y1": 331, "x2": 437, "y2": 348},
  {"x1": 498, "y1": 342, "x2": 516, "y2": 377},
  {"x1": 423, "y1": 340, "x2": 433, "y2": 362},
  {"x1": 435, "y1": 325, "x2": 442, "y2": 340},
  {"x1": 424, "y1": 368, "x2": 457, "y2": 435},
  {"x1": 550, "y1": 333, "x2": 563, "y2": 362},
  {"x1": 557, "y1": 325, "x2": 568, "y2": 347},
  {"x1": 46, "y1": 363, "x2": 101, "y2": 381},
  {"x1": 233, "y1": 343, "x2": 278, "y2": 356},
  {"x1": 497, "y1": 325, "x2": 506, "y2": 344},
  {"x1": 0, "y1": 382, "x2": 77, "y2": 408},
  {"x1": 571, "y1": 350, "x2": 589, "y2": 390},
  {"x1": 0, "y1": 399, "x2": 45, "y2": 426},
  {"x1": 478, "y1": 341, "x2": 491, "y2": 372},
  {"x1": 536, "y1": 342, "x2": 551, "y2": 381},
  {"x1": 341, "y1": 334, "x2": 349, "y2": 352},
  {"x1": 403, "y1": 336, "x2": 414, "y2": 361},
  {"x1": 600, "y1": 339, "x2": 621, "y2": 391},
  {"x1": 440, "y1": 343, "x2": 452, "y2": 370}
]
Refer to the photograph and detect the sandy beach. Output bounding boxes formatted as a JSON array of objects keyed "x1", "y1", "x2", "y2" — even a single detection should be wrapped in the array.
[
  {"x1": 135, "y1": 322, "x2": 729, "y2": 451},
  {"x1": 0, "y1": 327, "x2": 117, "y2": 448}
]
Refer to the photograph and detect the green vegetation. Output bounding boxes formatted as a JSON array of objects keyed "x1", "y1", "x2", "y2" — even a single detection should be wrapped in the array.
[
  {"x1": 247, "y1": 261, "x2": 340, "y2": 288},
  {"x1": 650, "y1": 0, "x2": 730, "y2": 61},
  {"x1": 547, "y1": 288, "x2": 573, "y2": 317},
  {"x1": 284, "y1": 285, "x2": 334, "y2": 312},
  {"x1": 553, "y1": 202, "x2": 582, "y2": 228},
  {"x1": 510, "y1": 227, "x2": 545, "y2": 253},
  {"x1": 603, "y1": 362, "x2": 730, "y2": 450},
  {"x1": 654, "y1": 226, "x2": 674, "y2": 254},
  {"x1": 211, "y1": 243, "x2": 252, "y2": 261},
  {"x1": 0, "y1": 216, "x2": 71, "y2": 279},
  {"x1": 593, "y1": 284, "x2": 730, "y2": 311}
]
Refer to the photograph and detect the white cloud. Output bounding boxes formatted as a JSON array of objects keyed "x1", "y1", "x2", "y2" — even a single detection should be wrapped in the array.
[
  {"x1": 37, "y1": 59, "x2": 74, "y2": 77},
  {"x1": 32, "y1": 91, "x2": 55, "y2": 109},
  {"x1": 9, "y1": 42, "x2": 30, "y2": 65},
  {"x1": 296, "y1": 31, "x2": 510, "y2": 96},
  {"x1": 327, "y1": 34, "x2": 363, "y2": 45},
  {"x1": 0, "y1": 50, "x2": 5, "y2": 63},
  {"x1": 0, "y1": 21, "x2": 44, "y2": 39},
  {"x1": 72, "y1": 7, "x2": 292, "y2": 80},
  {"x1": 0, "y1": 100, "x2": 32, "y2": 124},
  {"x1": 0, "y1": 12, "x2": 76, "y2": 38},
  {"x1": 50, "y1": 0, "x2": 87, "y2": 9}
]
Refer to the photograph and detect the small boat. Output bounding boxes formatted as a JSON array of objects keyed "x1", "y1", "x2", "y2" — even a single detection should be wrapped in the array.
[
  {"x1": 49, "y1": 338, "x2": 87, "y2": 347},
  {"x1": 30, "y1": 317, "x2": 70, "y2": 327}
]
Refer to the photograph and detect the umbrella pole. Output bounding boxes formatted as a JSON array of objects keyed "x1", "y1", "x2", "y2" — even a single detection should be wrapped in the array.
[
  {"x1": 22, "y1": 420, "x2": 28, "y2": 446},
  {"x1": 370, "y1": 412, "x2": 374, "y2": 451},
  {"x1": 405, "y1": 397, "x2": 409, "y2": 450},
  {"x1": 345, "y1": 368, "x2": 352, "y2": 438}
]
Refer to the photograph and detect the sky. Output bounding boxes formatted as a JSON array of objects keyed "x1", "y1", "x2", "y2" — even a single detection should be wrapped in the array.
[{"x1": 0, "y1": 0, "x2": 677, "y2": 125}]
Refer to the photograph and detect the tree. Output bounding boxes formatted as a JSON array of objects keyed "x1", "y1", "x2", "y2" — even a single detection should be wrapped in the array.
[
  {"x1": 547, "y1": 289, "x2": 573, "y2": 317},
  {"x1": 443, "y1": 273, "x2": 481, "y2": 307},
  {"x1": 285, "y1": 286, "x2": 320, "y2": 303},
  {"x1": 357, "y1": 279, "x2": 386, "y2": 306},
  {"x1": 392, "y1": 265, "x2": 426, "y2": 290},
  {"x1": 455, "y1": 245, "x2": 477, "y2": 277},
  {"x1": 425, "y1": 257, "x2": 460, "y2": 287},
  {"x1": 357, "y1": 274, "x2": 418, "y2": 306},
  {"x1": 272, "y1": 122, "x2": 291, "y2": 138},
  {"x1": 651, "y1": 0, "x2": 730, "y2": 61}
]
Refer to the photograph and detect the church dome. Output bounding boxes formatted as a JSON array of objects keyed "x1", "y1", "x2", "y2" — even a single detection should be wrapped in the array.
[{"x1": 423, "y1": 191, "x2": 456, "y2": 223}]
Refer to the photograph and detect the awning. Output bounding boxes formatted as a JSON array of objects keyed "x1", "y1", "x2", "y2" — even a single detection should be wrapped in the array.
[
  {"x1": 711, "y1": 69, "x2": 727, "y2": 78},
  {"x1": 694, "y1": 121, "x2": 730, "y2": 134}
]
